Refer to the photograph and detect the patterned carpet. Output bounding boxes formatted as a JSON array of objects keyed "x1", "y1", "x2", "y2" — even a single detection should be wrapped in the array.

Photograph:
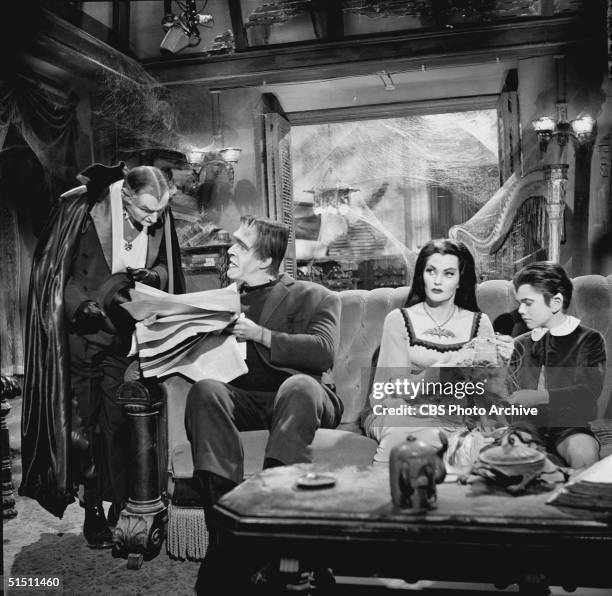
[
  {"x1": 4, "y1": 397, "x2": 201, "y2": 595},
  {"x1": 5, "y1": 488, "x2": 612, "y2": 596},
  {"x1": 4, "y1": 399, "x2": 611, "y2": 596},
  {"x1": 4, "y1": 485, "x2": 201, "y2": 595}
]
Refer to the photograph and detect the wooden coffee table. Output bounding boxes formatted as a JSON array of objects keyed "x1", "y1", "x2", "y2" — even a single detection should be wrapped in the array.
[{"x1": 212, "y1": 464, "x2": 612, "y2": 593}]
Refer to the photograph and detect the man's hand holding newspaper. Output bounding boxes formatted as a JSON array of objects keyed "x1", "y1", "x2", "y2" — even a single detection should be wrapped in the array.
[{"x1": 121, "y1": 282, "x2": 248, "y2": 383}]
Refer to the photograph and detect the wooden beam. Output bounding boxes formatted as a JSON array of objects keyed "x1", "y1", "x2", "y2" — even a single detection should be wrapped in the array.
[
  {"x1": 573, "y1": 143, "x2": 595, "y2": 273},
  {"x1": 310, "y1": 0, "x2": 344, "y2": 41},
  {"x1": 112, "y1": 0, "x2": 131, "y2": 54},
  {"x1": 286, "y1": 95, "x2": 500, "y2": 125},
  {"x1": 144, "y1": 15, "x2": 599, "y2": 88},
  {"x1": 44, "y1": 0, "x2": 135, "y2": 57},
  {"x1": 227, "y1": 0, "x2": 247, "y2": 51},
  {"x1": 26, "y1": 9, "x2": 156, "y2": 87}
]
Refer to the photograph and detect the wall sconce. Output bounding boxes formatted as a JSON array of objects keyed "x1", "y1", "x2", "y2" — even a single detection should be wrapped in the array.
[
  {"x1": 532, "y1": 106, "x2": 597, "y2": 155},
  {"x1": 533, "y1": 57, "x2": 597, "y2": 155},
  {"x1": 187, "y1": 147, "x2": 207, "y2": 183},
  {"x1": 187, "y1": 144, "x2": 242, "y2": 186},
  {"x1": 186, "y1": 91, "x2": 242, "y2": 190},
  {"x1": 219, "y1": 147, "x2": 242, "y2": 173}
]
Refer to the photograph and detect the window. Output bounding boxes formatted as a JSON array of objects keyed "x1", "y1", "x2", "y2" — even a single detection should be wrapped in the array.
[{"x1": 291, "y1": 110, "x2": 499, "y2": 290}]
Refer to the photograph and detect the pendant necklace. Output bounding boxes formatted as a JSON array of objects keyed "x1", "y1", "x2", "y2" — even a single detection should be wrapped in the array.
[
  {"x1": 123, "y1": 209, "x2": 136, "y2": 251},
  {"x1": 422, "y1": 303, "x2": 457, "y2": 339}
]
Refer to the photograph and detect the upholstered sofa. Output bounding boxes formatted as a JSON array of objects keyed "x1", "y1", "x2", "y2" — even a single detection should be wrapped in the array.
[{"x1": 162, "y1": 275, "x2": 612, "y2": 560}]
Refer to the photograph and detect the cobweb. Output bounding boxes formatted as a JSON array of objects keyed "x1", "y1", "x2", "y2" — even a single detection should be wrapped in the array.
[
  {"x1": 92, "y1": 67, "x2": 179, "y2": 156},
  {"x1": 452, "y1": 173, "x2": 517, "y2": 243},
  {"x1": 291, "y1": 110, "x2": 500, "y2": 268}
]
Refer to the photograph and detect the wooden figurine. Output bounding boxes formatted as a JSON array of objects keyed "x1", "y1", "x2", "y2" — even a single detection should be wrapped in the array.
[{"x1": 389, "y1": 432, "x2": 448, "y2": 510}]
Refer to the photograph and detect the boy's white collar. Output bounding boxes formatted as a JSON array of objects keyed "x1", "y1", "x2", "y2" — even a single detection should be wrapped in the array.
[{"x1": 531, "y1": 315, "x2": 580, "y2": 341}]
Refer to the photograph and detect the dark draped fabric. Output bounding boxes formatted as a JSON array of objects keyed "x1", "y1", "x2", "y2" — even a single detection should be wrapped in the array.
[
  {"x1": 0, "y1": 76, "x2": 78, "y2": 389},
  {"x1": 19, "y1": 188, "x2": 92, "y2": 517},
  {"x1": 0, "y1": 77, "x2": 79, "y2": 195},
  {"x1": 609, "y1": 0, "x2": 612, "y2": 79}
]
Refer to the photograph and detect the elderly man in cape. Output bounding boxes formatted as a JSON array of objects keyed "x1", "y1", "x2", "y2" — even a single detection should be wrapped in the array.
[{"x1": 20, "y1": 163, "x2": 185, "y2": 548}]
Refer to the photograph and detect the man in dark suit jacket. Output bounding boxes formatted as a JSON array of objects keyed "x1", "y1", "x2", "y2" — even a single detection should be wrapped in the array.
[
  {"x1": 185, "y1": 215, "x2": 343, "y2": 540},
  {"x1": 20, "y1": 164, "x2": 185, "y2": 549}
]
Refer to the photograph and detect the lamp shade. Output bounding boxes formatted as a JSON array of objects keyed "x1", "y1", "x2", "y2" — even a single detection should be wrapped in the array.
[
  {"x1": 187, "y1": 148, "x2": 206, "y2": 165},
  {"x1": 532, "y1": 116, "x2": 556, "y2": 133},
  {"x1": 219, "y1": 147, "x2": 242, "y2": 164},
  {"x1": 570, "y1": 115, "x2": 595, "y2": 137}
]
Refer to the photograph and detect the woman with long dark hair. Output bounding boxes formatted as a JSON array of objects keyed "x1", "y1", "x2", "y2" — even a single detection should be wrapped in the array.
[{"x1": 362, "y1": 239, "x2": 496, "y2": 464}]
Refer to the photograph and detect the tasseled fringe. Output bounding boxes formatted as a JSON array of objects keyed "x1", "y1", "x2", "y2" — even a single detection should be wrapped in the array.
[{"x1": 167, "y1": 503, "x2": 209, "y2": 561}]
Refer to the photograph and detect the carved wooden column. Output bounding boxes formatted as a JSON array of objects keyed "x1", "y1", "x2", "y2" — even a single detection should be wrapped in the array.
[
  {"x1": 1, "y1": 375, "x2": 19, "y2": 519},
  {"x1": 573, "y1": 141, "x2": 595, "y2": 273},
  {"x1": 112, "y1": 380, "x2": 166, "y2": 569},
  {"x1": 544, "y1": 164, "x2": 568, "y2": 263}
]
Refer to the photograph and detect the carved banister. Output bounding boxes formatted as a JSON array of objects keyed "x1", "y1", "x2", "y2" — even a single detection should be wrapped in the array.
[
  {"x1": 544, "y1": 164, "x2": 568, "y2": 265},
  {"x1": 112, "y1": 379, "x2": 167, "y2": 569},
  {"x1": 1, "y1": 375, "x2": 20, "y2": 520}
]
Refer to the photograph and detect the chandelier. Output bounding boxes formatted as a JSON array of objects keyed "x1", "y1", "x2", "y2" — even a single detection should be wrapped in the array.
[{"x1": 305, "y1": 166, "x2": 359, "y2": 216}]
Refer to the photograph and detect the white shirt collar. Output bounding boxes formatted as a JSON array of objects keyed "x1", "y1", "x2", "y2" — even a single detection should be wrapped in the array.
[{"x1": 530, "y1": 315, "x2": 580, "y2": 341}]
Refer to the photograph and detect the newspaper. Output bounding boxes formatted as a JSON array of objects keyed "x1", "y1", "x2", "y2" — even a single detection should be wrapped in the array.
[
  {"x1": 123, "y1": 282, "x2": 248, "y2": 383},
  {"x1": 547, "y1": 454, "x2": 612, "y2": 510}
]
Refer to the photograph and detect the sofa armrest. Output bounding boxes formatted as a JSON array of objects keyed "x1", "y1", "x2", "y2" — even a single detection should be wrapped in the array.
[{"x1": 591, "y1": 419, "x2": 612, "y2": 459}]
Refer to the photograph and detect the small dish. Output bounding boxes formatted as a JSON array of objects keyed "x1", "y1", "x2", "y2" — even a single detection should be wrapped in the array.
[{"x1": 295, "y1": 472, "x2": 337, "y2": 490}]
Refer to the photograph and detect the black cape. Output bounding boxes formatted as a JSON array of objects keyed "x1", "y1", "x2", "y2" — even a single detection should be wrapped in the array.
[{"x1": 19, "y1": 163, "x2": 185, "y2": 517}]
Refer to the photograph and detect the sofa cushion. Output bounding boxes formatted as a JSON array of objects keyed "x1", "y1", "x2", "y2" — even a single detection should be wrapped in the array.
[
  {"x1": 170, "y1": 428, "x2": 378, "y2": 480},
  {"x1": 333, "y1": 287, "x2": 409, "y2": 426},
  {"x1": 569, "y1": 275, "x2": 612, "y2": 329},
  {"x1": 590, "y1": 419, "x2": 612, "y2": 459},
  {"x1": 164, "y1": 274, "x2": 612, "y2": 487},
  {"x1": 573, "y1": 275, "x2": 612, "y2": 418},
  {"x1": 476, "y1": 279, "x2": 518, "y2": 325}
]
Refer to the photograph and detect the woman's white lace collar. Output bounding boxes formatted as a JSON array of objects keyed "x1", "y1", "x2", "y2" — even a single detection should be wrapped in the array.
[{"x1": 531, "y1": 315, "x2": 580, "y2": 341}]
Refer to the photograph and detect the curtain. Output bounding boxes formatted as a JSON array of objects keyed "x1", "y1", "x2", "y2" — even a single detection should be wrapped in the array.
[
  {"x1": 609, "y1": 0, "x2": 612, "y2": 79},
  {"x1": 0, "y1": 77, "x2": 78, "y2": 375},
  {"x1": 0, "y1": 77, "x2": 78, "y2": 194}
]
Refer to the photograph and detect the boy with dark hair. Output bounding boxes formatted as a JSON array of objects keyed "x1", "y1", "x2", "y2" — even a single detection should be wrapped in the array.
[{"x1": 509, "y1": 261, "x2": 605, "y2": 468}]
